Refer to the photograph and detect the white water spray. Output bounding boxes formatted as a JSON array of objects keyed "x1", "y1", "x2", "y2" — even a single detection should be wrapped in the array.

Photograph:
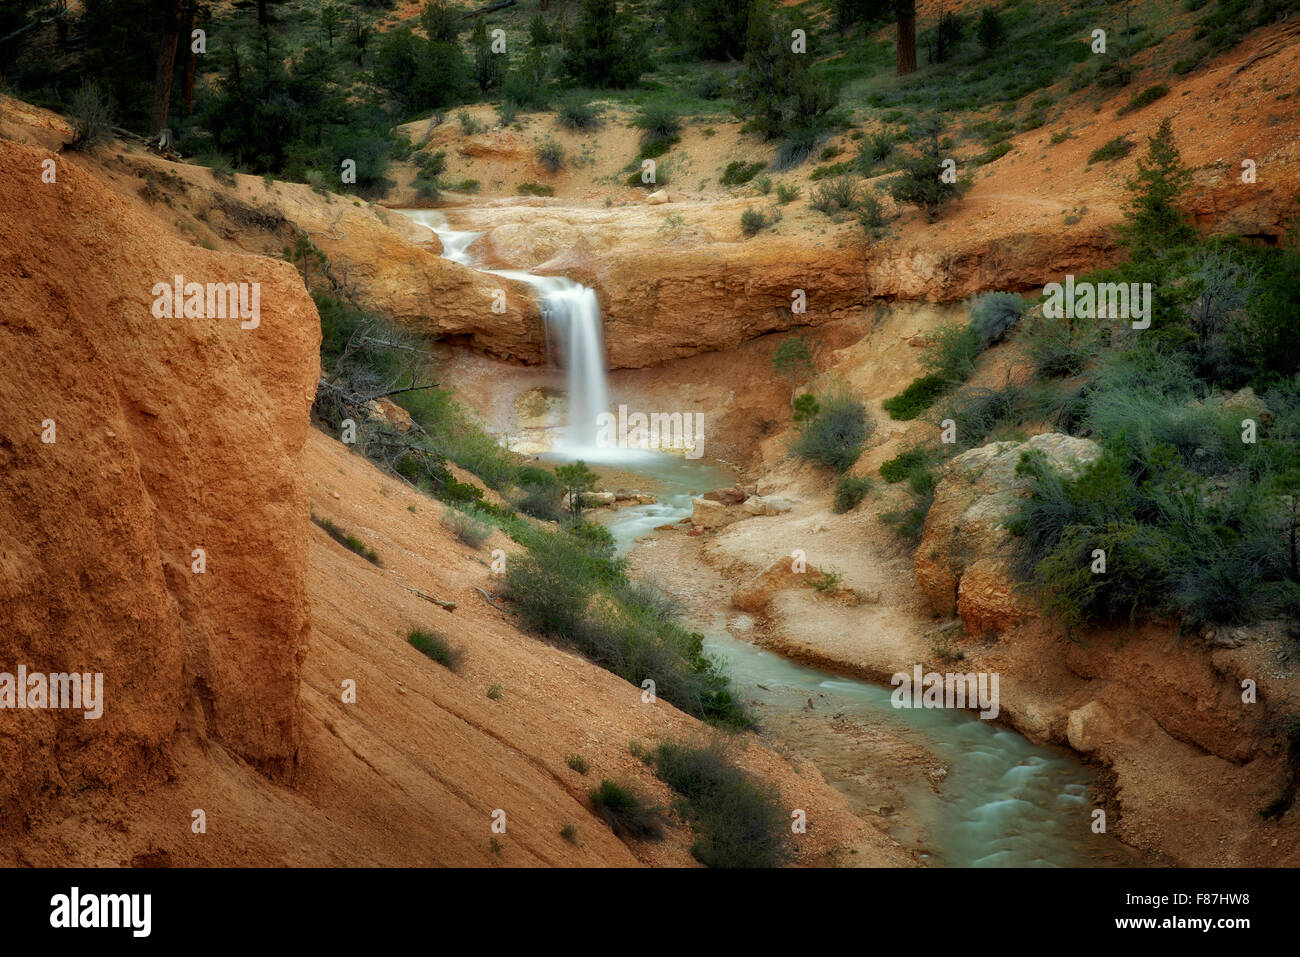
[{"x1": 398, "y1": 210, "x2": 611, "y2": 451}]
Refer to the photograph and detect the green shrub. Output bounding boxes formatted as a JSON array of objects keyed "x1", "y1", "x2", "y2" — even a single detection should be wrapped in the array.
[
  {"x1": 721, "y1": 160, "x2": 767, "y2": 186},
  {"x1": 923, "y1": 322, "x2": 983, "y2": 384},
  {"x1": 792, "y1": 392, "x2": 820, "y2": 422},
  {"x1": 810, "y1": 175, "x2": 858, "y2": 215},
  {"x1": 942, "y1": 382, "x2": 1029, "y2": 449},
  {"x1": 858, "y1": 187, "x2": 887, "y2": 237},
  {"x1": 882, "y1": 373, "x2": 950, "y2": 420},
  {"x1": 408, "y1": 628, "x2": 464, "y2": 671},
  {"x1": 775, "y1": 182, "x2": 801, "y2": 204},
  {"x1": 650, "y1": 740, "x2": 792, "y2": 868},
  {"x1": 442, "y1": 506, "x2": 493, "y2": 548},
  {"x1": 1021, "y1": 310, "x2": 1101, "y2": 378},
  {"x1": 518, "y1": 181, "x2": 555, "y2": 196},
  {"x1": 536, "y1": 138, "x2": 565, "y2": 172},
  {"x1": 632, "y1": 103, "x2": 682, "y2": 147},
  {"x1": 558, "y1": 95, "x2": 602, "y2": 131},
  {"x1": 856, "y1": 130, "x2": 894, "y2": 173},
  {"x1": 1088, "y1": 136, "x2": 1135, "y2": 164},
  {"x1": 967, "y1": 291, "x2": 1026, "y2": 349},
  {"x1": 311, "y1": 513, "x2": 381, "y2": 565},
  {"x1": 1117, "y1": 83, "x2": 1170, "y2": 116},
  {"x1": 589, "y1": 780, "x2": 665, "y2": 840},
  {"x1": 566, "y1": 754, "x2": 590, "y2": 774},
  {"x1": 503, "y1": 528, "x2": 749, "y2": 729},
  {"x1": 740, "y1": 207, "x2": 771, "y2": 236},
  {"x1": 792, "y1": 388, "x2": 873, "y2": 472},
  {"x1": 879, "y1": 448, "x2": 937, "y2": 494},
  {"x1": 833, "y1": 475, "x2": 873, "y2": 513}
]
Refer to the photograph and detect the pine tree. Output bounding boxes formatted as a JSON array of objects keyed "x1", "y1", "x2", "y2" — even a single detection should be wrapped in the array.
[
  {"x1": 1121, "y1": 117, "x2": 1194, "y2": 259},
  {"x1": 561, "y1": 0, "x2": 649, "y2": 87},
  {"x1": 737, "y1": 0, "x2": 837, "y2": 141},
  {"x1": 470, "y1": 18, "x2": 502, "y2": 93}
]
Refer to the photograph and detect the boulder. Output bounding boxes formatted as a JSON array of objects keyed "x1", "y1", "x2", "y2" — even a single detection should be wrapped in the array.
[
  {"x1": 578, "y1": 491, "x2": 616, "y2": 508},
  {"x1": 645, "y1": 190, "x2": 670, "y2": 205},
  {"x1": 915, "y1": 433, "x2": 1101, "y2": 635},
  {"x1": 732, "y1": 557, "x2": 821, "y2": 613},
  {"x1": 690, "y1": 497, "x2": 734, "y2": 529},
  {"x1": 703, "y1": 484, "x2": 750, "y2": 505},
  {"x1": 742, "y1": 494, "x2": 793, "y2": 516}
]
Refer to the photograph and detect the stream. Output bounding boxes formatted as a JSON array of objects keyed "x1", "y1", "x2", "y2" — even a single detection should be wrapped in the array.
[{"x1": 399, "y1": 207, "x2": 1142, "y2": 868}]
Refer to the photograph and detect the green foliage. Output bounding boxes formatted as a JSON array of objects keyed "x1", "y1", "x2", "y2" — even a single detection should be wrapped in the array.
[
  {"x1": 562, "y1": 0, "x2": 651, "y2": 87},
  {"x1": 1020, "y1": 309, "x2": 1102, "y2": 379},
  {"x1": 923, "y1": 321, "x2": 982, "y2": 384},
  {"x1": 887, "y1": 117, "x2": 971, "y2": 221},
  {"x1": 833, "y1": 475, "x2": 873, "y2": 513},
  {"x1": 589, "y1": 780, "x2": 665, "y2": 840},
  {"x1": 941, "y1": 382, "x2": 1029, "y2": 449},
  {"x1": 736, "y1": 0, "x2": 838, "y2": 148},
  {"x1": 855, "y1": 130, "x2": 895, "y2": 173},
  {"x1": 1117, "y1": 83, "x2": 1170, "y2": 116},
  {"x1": 792, "y1": 387, "x2": 873, "y2": 472},
  {"x1": 740, "y1": 206, "x2": 772, "y2": 236},
  {"x1": 470, "y1": 17, "x2": 504, "y2": 93},
  {"x1": 772, "y1": 336, "x2": 815, "y2": 400},
  {"x1": 967, "y1": 291, "x2": 1026, "y2": 349},
  {"x1": 879, "y1": 448, "x2": 937, "y2": 492},
  {"x1": 775, "y1": 183, "x2": 801, "y2": 204},
  {"x1": 555, "y1": 460, "x2": 598, "y2": 519},
  {"x1": 311, "y1": 513, "x2": 382, "y2": 565},
  {"x1": 650, "y1": 740, "x2": 793, "y2": 868},
  {"x1": 536, "y1": 138, "x2": 565, "y2": 172},
  {"x1": 858, "y1": 187, "x2": 887, "y2": 237},
  {"x1": 1120, "y1": 117, "x2": 1195, "y2": 260},
  {"x1": 566, "y1": 754, "x2": 590, "y2": 774},
  {"x1": 503, "y1": 529, "x2": 749, "y2": 728},
  {"x1": 882, "y1": 373, "x2": 950, "y2": 420},
  {"x1": 792, "y1": 393, "x2": 821, "y2": 422},
  {"x1": 721, "y1": 160, "x2": 767, "y2": 186},
  {"x1": 1087, "y1": 136, "x2": 1135, "y2": 164},
  {"x1": 408, "y1": 628, "x2": 464, "y2": 671},
  {"x1": 975, "y1": 6, "x2": 1006, "y2": 50},
  {"x1": 558, "y1": 95, "x2": 602, "y2": 131},
  {"x1": 442, "y1": 506, "x2": 493, "y2": 548},
  {"x1": 811, "y1": 175, "x2": 859, "y2": 215}
]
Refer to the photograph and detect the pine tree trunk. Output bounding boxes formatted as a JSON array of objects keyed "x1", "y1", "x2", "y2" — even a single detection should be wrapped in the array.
[
  {"x1": 149, "y1": 0, "x2": 183, "y2": 137},
  {"x1": 182, "y1": 4, "x2": 197, "y2": 115},
  {"x1": 897, "y1": 5, "x2": 917, "y2": 75}
]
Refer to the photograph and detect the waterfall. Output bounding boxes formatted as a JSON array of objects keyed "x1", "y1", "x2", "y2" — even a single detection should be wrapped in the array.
[{"x1": 398, "y1": 210, "x2": 611, "y2": 452}]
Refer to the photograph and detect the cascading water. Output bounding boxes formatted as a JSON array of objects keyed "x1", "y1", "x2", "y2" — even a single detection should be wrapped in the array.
[{"x1": 398, "y1": 209, "x2": 610, "y2": 452}]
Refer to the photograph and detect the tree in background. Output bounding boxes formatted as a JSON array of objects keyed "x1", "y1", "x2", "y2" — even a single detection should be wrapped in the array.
[
  {"x1": 975, "y1": 5, "x2": 1006, "y2": 51},
  {"x1": 836, "y1": 0, "x2": 916, "y2": 74},
  {"x1": 561, "y1": 0, "x2": 649, "y2": 87},
  {"x1": 1120, "y1": 117, "x2": 1194, "y2": 260},
  {"x1": 420, "y1": 0, "x2": 461, "y2": 42},
  {"x1": 470, "y1": 18, "x2": 502, "y2": 93},
  {"x1": 887, "y1": 115, "x2": 971, "y2": 221},
  {"x1": 737, "y1": 0, "x2": 838, "y2": 143},
  {"x1": 556, "y1": 461, "x2": 598, "y2": 520},
  {"x1": 320, "y1": 4, "x2": 342, "y2": 48},
  {"x1": 687, "y1": 0, "x2": 753, "y2": 60},
  {"x1": 772, "y1": 336, "x2": 815, "y2": 407}
]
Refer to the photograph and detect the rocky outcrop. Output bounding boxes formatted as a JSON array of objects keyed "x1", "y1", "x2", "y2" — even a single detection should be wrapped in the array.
[
  {"x1": 915, "y1": 433, "x2": 1101, "y2": 635},
  {"x1": 0, "y1": 140, "x2": 320, "y2": 825},
  {"x1": 733, "y1": 557, "x2": 822, "y2": 613}
]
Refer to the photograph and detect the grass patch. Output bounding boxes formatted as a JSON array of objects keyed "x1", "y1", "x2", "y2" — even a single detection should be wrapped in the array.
[
  {"x1": 649, "y1": 740, "x2": 793, "y2": 868},
  {"x1": 833, "y1": 475, "x2": 873, "y2": 513},
  {"x1": 882, "y1": 373, "x2": 951, "y2": 421},
  {"x1": 589, "y1": 780, "x2": 665, "y2": 841},
  {"x1": 1088, "y1": 136, "x2": 1135, "y2": 164},
  {"x1": 311, "y1": 513, "x2": 381, "y2": 565},
  {"x1": 407, "y1": 628, "x2": 464, "y2": 671}
]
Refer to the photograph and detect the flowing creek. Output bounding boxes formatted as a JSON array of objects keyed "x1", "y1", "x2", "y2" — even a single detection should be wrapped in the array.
[{"x1": 400, "y1": 208, "x2": 1143, "y2": 868}]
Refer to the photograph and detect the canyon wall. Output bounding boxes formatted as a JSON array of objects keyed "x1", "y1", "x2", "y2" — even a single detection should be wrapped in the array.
[{"x1": 0, "y1": 139, "x2": 320, "y2": 827}]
